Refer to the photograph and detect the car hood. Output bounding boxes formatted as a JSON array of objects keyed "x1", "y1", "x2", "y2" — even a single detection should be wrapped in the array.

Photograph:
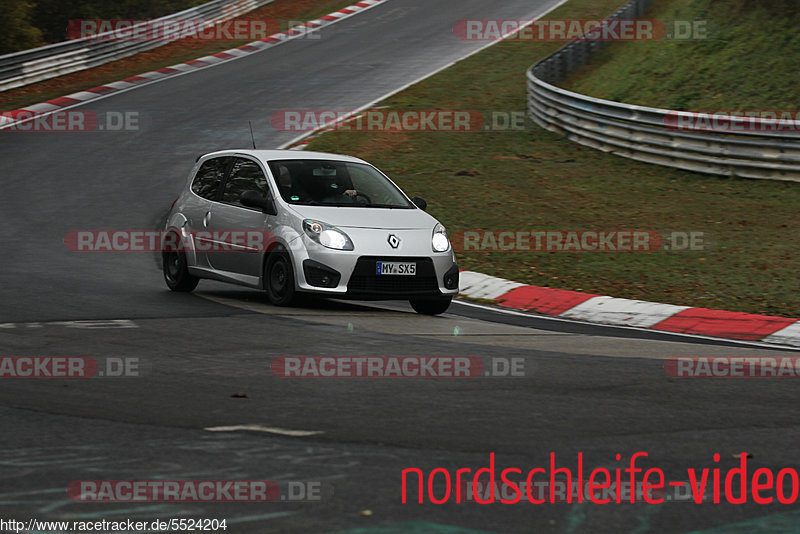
[{"x1": 285, "y1": 205, "x2": 437, "y2": 230}]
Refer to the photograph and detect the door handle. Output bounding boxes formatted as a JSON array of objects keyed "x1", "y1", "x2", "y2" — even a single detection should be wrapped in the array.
[{"x1": 203, "y1": 211, "x2": 212, "y2": 227}]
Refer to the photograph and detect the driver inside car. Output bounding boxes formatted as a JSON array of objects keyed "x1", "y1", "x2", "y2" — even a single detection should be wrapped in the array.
[
  {"x1": 325, "y1": 175, "x2": 357, "y2": 199},
  {"x1": 310, "y1": 172, "x2": 359, "y2": 203}
]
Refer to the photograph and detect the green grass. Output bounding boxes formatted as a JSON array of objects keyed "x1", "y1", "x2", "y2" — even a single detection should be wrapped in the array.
[
  {"x1": 561, "y1": 0, "x2": 800, "y2": 109},
  {"x1": 305, "y1": 0, "x2": 800, "y2": 317}
]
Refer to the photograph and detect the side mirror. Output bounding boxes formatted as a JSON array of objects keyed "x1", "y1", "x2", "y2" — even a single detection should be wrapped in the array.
[
  {"x1": 411, "y1": 196, "x2": 427, "y2": 211},
  {"x1": 240, "y1": 190, "x2": 277, "y2": 215}
]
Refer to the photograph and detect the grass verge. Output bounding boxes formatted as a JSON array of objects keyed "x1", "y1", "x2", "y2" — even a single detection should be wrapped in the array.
[
  {"x1": 305, "y1": 0, "x2": 800, "y2": 317},
  {"x1": 560, "y1": 0, "x2": 800, "y2": 110}
]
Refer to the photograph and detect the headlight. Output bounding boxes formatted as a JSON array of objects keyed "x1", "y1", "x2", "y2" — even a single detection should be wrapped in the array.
[
  {"x1": 303, "y1": 219, "x2": 354, "y2": 251},
  {"x1": 432, "y1": 223, "x2": 450, "y2": 252}
]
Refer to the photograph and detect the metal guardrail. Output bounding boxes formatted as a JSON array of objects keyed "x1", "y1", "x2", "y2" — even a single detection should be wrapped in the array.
[
  {"x1": 526, "y1": 0, "x2": 800, "y2": 182},
  {"x1": 0, "y1": 0, "x2": 272, "y2": 92}
]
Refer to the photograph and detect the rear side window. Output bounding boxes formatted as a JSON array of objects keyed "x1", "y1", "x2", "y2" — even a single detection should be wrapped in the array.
[
  {"x1": 191, "y1": 157, "x2": 230, "y2": 200},
  {"x1": 222, "y1": 158, "x2": 269, "y2": 207}
]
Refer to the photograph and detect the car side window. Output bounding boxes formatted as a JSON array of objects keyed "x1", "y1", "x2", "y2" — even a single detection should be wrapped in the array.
[
  {"x1": 191, "y1": 157, "x2": 230, "y2": 200},
  {"x1": 222, "y1": 158, "x2": 269, "y2": 207}
]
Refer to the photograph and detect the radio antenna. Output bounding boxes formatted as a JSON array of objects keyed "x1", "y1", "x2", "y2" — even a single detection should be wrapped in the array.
[{"x1": 248, "y1": 121, "x2": 257, "y2": 149}]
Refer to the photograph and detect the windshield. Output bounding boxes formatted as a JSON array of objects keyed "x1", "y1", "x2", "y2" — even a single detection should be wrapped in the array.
[{"x1": 267, "y1": 159, "x2": 414, "y2": 208}]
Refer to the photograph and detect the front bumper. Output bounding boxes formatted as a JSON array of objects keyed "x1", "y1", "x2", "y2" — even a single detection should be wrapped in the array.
[
  {"x1": 290, "y1": 232, "x2": 459, "y2": 299},
  {"x1": 343, "y1": 256, "x2": 458, "y2": 299}
]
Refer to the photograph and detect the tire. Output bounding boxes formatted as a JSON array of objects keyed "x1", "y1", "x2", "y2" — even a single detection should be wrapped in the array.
[
  {"x1": 409, "y1": 296, "x2": 452, "y2": 315},
  {"x1": 265, "y1": 245, "x2": 297, "y2": 306},
  {"x1": 163, "y1": 248, "x2": 199, "y2": 292}
]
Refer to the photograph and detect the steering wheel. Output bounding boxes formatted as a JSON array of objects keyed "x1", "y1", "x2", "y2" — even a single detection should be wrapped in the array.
[{"x1": 354, "y1": 192, "x2": 372, "y2": 205}]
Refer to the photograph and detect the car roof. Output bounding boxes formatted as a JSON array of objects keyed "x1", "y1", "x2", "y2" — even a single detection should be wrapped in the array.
[{"x1": 198, "y1": 149, "x2": 367, "y2": 165}]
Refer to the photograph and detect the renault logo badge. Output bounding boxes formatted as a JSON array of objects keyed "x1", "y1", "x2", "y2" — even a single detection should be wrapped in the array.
[{"x1": 388, "y1": 234, "x2": 401, "y2": 249}]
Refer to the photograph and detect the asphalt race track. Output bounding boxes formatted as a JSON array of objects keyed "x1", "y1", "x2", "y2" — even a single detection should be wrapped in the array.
[{"x1": 2, "y1": 1, "x2": 800, "y2": 533}]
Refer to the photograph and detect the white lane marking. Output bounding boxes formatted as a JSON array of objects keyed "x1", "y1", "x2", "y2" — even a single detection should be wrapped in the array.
[
  {"x1": 204, "y1": 425, "x2": 325, "y2": 437},
  {"x1": 279, "y1": 0, "x2": 572, "y2": 149},
  {"x1": 224, "y1": 48, "x2": 249, "y2": 57},
  {"x1": 135, "y1": 71, "x2": 168, "y2": 80},
  {"x1": 561, "y1": 296, "x2": 690, "y2": 328},
  {"x1": 103, "y1": 80, "x2": 136, "y2": 90},
  {"x1": 22, "y1": 102, "x2": 61, "y2": 113},
  {"x1": 61, "y1": 91, "x2": 98, "y2": 101},
  {"x1": 459, "y1": 270, "x2": 525, "y2": 300},
  {"x1": 452, "y1": 299, "x2": 800, "y2": 351},
  {"x1": 762, "y1": 321, "x2": 800, "y2": 347}
]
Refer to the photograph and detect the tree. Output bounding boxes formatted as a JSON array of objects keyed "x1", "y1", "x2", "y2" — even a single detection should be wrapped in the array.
[
  {"x1": 31, "y1": 0, "x2": 206, "y2": 43},
  {"x1": 0, "y1": 0, "x2": 43, "y2": 55}
]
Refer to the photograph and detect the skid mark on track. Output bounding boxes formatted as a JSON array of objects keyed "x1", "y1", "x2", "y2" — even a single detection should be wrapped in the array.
[{"x1": 205, "y1": 425, "x2": 325, "y2": 436}]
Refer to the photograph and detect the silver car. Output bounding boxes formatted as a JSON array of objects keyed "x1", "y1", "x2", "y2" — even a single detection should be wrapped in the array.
[{"x1": 163, "y1": 149, "x2": 459, "y2": 315}]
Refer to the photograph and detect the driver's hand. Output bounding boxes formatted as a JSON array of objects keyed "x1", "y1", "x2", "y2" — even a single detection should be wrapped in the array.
[{"x1": 343, "y1": 189, "x2": 357, "y2": 197}]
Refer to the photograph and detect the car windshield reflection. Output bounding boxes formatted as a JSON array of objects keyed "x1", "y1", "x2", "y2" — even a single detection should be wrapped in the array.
[{"x1": 268, "y1": 159, "x2": 414, "y2": 209}]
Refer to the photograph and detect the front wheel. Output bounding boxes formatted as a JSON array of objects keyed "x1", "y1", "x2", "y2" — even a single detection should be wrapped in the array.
[
  {"x1": 163, "y1": 249, "x2": 199, "y2": 292},
  {"x1": 409, "y1": 296, "x2": 452, "y2": 315},
  {"x1": 265, "y1": 246, "x2": 297, "y2": 306}
]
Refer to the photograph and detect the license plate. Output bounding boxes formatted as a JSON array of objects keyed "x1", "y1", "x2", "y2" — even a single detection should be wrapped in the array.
[{"x1": 376, "y1": 262, "x2": 416, "y2": 275}]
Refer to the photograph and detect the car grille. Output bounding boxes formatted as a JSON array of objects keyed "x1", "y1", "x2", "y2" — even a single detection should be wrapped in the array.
[{"x1": 347, "y1": 256, "x2": 440, "y2": 296}]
